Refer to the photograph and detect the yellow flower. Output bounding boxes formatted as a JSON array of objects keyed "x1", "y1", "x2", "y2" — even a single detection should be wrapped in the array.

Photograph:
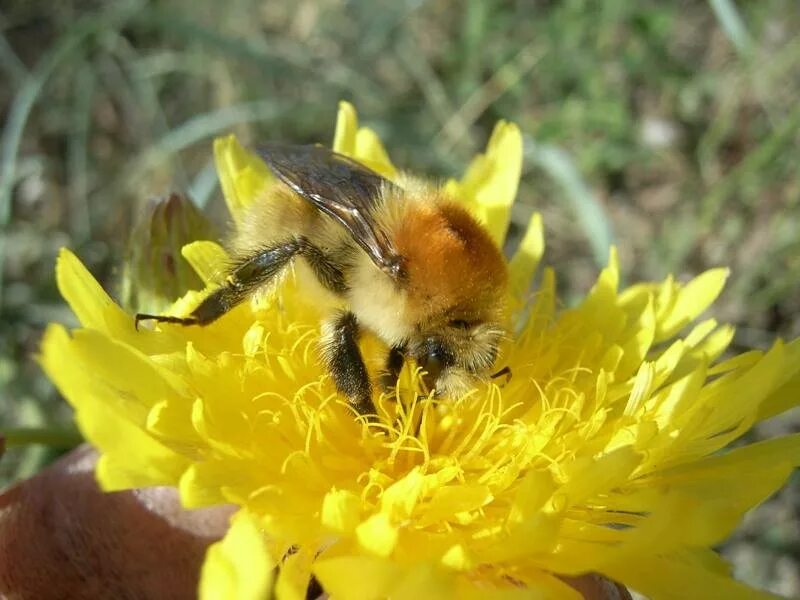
[{"x1": 41, "y1": 102, "x2": 800, "y2": 600}]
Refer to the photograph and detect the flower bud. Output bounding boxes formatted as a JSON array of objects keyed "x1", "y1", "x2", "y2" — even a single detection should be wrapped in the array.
[{"x1": 120, "y1": 193, "x2": 217, "y2": 313}]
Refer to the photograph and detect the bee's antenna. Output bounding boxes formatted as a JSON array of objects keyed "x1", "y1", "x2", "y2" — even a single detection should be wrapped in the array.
[{"x1": 490, "y1": 366, "x2": 512, "y2": 382}]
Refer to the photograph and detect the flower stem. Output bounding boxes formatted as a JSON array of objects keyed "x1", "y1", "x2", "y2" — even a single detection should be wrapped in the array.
[{"x1": 2, "y1": 426, "x2": 83, "y2": 449}]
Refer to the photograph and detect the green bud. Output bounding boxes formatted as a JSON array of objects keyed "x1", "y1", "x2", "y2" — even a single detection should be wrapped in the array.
[{"x1": 120, "y1": 193, "x2": 218, "y2": 314}]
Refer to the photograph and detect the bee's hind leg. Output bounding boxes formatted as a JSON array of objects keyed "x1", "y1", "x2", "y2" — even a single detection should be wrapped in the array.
[
  {"x1": 135, "y1": 238, "x2": 304, "y2": 329},
  {"x1": 321, "y1": 311, "x2": 377, "y2": 418},
  {"x1": 134, "y1": 313, "x2": 198, "y2": 329}
]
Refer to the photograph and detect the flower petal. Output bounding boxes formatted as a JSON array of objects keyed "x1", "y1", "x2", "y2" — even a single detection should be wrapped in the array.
[
  {"x1": 214, "y1": 134, "x2": 274, "y2": 223},
  {"x1": 182, "y1": 241, "x2": 229, "y2": 286},
  {"x1": 314, "y1": 555, "x2": 401, "y2": 600},
  {"x1": 356, "y1": 513, "x2": 399, "y2": 558},
  {"x1": 322, "y1": 488, "x2": 362, "y2": 533},
  {"x1": 332, "y1": 100, "x2": 359, "y2": 155},
  {"x1": 56, "y1": 248, "x2": 132, "y2": 336},
  {"x1": 446, "y1": 120, "x2": 523, "y2": 246},
  {"x1": 199, "y1": 510, "x2": 274, "y2": 600},
  {"x1": 332, "y1": 101, "x2": 397, "y2": 178},
  {"x1": 604, "y1": 550, "x2": 777, "y2": 600},
  {"x1": 40, "y1": 325, "x2": 189, "y2": 489},
  {"x1": 757, "y1": 338, "x2": 800, "y2": 421},
  {"x1": 508, "y1": 212, "x2": 544, "y2": 302},
  {"x1": 655, "y1": 269, "x2": 729, "y2": 342}
]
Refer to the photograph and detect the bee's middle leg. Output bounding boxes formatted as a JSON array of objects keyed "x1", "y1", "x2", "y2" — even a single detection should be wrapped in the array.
[{"x1": 321, "y1": 311, "x2": 376, "y2": 417}]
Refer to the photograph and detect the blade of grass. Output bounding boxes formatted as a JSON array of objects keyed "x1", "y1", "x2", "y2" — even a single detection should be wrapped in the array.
[
  {"x1": 0, "y1": 0, "x2": 143, "y2": 308},
  {"x1": 0, "y1": 32, "x2": 28, "y2": 83},
  {"x1": 524, "y1": 136, "x2": 615, "y2": 267},
  {"x1": 437, "y1": 42, "x2": 544, "y2": 155},
  {"x1": 708, "y1": 0, "x2": 754, "y2": 58},
  {"x1": 67, "y1": 63, "x2": 95, "y2": 243},
  {"x1": 133, "y1": 9, "x2": 378, "y2": 102},
  {"x1": 112, "y1": 101, "x2": 286, "y2": 196},
  {"x1": 3, "y1": 426, "x2": 83, "y2": 449},
  {"x1": 701, "y1": 103, "x2": 800, "y2": 226},
  {"x1": 189, "y1": 158, "x2": 220, "y2": 209},
  {"x1": 396, "y1": 34, "x2": 455, "y2": 131}
]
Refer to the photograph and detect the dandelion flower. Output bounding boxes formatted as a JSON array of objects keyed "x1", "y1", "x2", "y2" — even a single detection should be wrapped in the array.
[{"x1": 41, "y1": 102, "x2": 800, "y2": 599}]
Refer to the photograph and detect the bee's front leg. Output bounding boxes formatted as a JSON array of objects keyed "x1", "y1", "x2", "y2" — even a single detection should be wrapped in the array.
[
  {"x1": 379, "y1": 344, "x2": 406, "y2": 393},
  {"x1": 321, "y1": 311, "x2": 376, "y2": 417}
]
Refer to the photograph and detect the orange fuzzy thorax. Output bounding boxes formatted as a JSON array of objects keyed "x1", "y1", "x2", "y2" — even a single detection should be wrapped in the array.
[{"x1": 394, "y1": 200, "x2": 508, "y2": 325}]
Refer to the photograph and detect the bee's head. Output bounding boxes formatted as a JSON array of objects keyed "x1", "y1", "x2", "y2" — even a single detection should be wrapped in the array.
[{"x1": 407, "y1": 317, "x2": 507, "y2": 397}]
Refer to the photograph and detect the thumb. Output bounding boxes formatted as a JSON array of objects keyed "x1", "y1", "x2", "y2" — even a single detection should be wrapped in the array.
[{"x1": 0, "y1": 445, "x2": 234, "y2": 599}]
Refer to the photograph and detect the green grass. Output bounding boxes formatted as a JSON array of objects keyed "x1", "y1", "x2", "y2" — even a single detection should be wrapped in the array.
[{"x1": 1, "y1": 0, "x2": 799, "y2": 593}]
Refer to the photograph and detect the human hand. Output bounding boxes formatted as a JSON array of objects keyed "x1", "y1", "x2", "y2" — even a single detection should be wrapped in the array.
[{"x1": 0, "y1": 445, "x2": 234, "y2": 599}]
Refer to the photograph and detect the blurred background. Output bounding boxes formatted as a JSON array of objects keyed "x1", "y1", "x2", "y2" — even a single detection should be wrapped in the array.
[{"x1": 1, "y1": 0, "x2": 799, "y2": 595}]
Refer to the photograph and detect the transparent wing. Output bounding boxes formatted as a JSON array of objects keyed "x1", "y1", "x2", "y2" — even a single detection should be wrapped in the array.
[{"x1": 256, "y1": 143, "x2": 405, "y2": 280}]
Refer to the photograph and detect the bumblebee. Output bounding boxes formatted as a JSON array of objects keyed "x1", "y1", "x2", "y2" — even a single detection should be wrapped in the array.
[{"x1": 136, "y1": 144, "x2": 508, "y2": 416}]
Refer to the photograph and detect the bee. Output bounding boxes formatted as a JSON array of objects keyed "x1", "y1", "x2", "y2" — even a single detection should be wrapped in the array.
[{"x1": 136, "y1": 144, "x2": 509, "y2": 417}]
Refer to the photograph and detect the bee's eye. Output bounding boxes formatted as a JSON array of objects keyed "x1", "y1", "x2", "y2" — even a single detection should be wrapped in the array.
[
  {"x1": 419, "y1": 339, "x2": 454, "y2": 385},
  {"x1": 422, "y1": 353, "x2": 444, "y2": 383},
  {"x1": 449, "y1": 319, "x2": 471, "y2": 330}
]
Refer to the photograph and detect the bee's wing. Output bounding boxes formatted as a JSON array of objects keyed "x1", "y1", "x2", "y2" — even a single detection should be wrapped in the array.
[{"x1": 256, "y1": 143, "x2": 405, "y2": 280}]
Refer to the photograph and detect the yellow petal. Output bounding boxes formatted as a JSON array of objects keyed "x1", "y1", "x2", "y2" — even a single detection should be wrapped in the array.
[
  {"x1": 419, "y1": 484, "x2": 493, "y2": 527},
  {"x1": 321, "y1": 488, "x2": 362, "y2": 533},
  {"x1": 603, "y1": 550, "x2": 777, "y2": 600},
  {"x1": 508, "y1": 212, "x2": 544, "y2": 301},
  {"x1": 333, "y1": 100, "x2": 397, "y2": 178},
  {"x1": 56, "y1": 248, "x2": 134, "y2": 338},
  {"x1": 356, "y1": 512, "x2": 399, "y2": 557},
  {"x1": 355, "y1": 128, "x2": 398, "y2": 179},
  {"x1": 681, "y1": 342, "x2": 784, "y2": 452},
  {"x1": 617, "y1": 299, "x2": 656, "y2": 379},
  {"x1": 200, "y1": 510, "x2": 274, "y2": 600},
  {"x1": 56, "y1": 249, "x2": 185, "y2": 356},
  {"x1": 622, "y1": 362, "x2": 656, "y2": 417},
  {"x1": 39, "y1": 324, "x2": 190, "y2": 489},
  {"x1": 332, "y1": 100, "x2": 359, "y2": 155},
  {"x1": 508, "y1": 470, "x2": 557, "y2": 524},
  {"x1": 649, "y1": 360, "x2": 708, "y2": 431},
  {"x1": 182, "y1": 241, "x2": 229, "y2": 286},
  {"x1": 179, "y1": 452, "x2": 268, "y2": 510},
  {"x1": 559, "y1": 446, "x2": 640, "y2": 506},
  {"x1": 616, "y1": 435, "x2": 800, "y2": 551},
  {"x1": 214, "y1": 134, "x2": 274, "y2": 223},
  {"x1": 757, "y1": 338, "x2": 800, "y2": 421},
  {"x1": 480, "y1": 513, "x2": 561, "y2": 564},
  {"x1": 314, "y1": 555, "x2": 399, "y2": 600},
  {"x1": 389, "y1": 562, "x2": 455, "y2": 599},
  {"x1": 656, "y1": 269, "x2": 729, "y2": 342},
  {"x1": 440, "y1": 544, "x2": 472, "y2": 571},
  {"x1": 487, "y1": 570, "x2": 581, "y2": 600},
  {"x1": 146, "y1": 399, "x2": 201, "y2": 445},
  {"x1": 447, "y1": 120, "x2": 523, "y2": 246},
  {"x1": 275, "y1": 548, "x2": 315, "y2": 600},
  {"x1": 380, "y1": 467, "x2": 425, "y2": 521}
]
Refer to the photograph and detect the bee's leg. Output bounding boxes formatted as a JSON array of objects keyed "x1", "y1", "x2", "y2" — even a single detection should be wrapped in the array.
[
  {"x1": 299, "y1": 240, "x2": 346, "y2": 294},
  {"x1": 321, "y1": 311, "x2": 376, "y2": 417},
  {"x1": 135, "y1": 239, "x2": 303, "y2": 328},
  {"x1": 379, "y1": 344, "x2": 406, "y2": 393}
]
